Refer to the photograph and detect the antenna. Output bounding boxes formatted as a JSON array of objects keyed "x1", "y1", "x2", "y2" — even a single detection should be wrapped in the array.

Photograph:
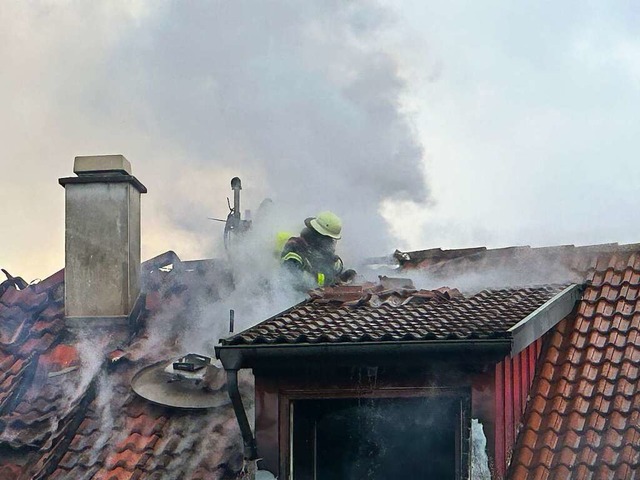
[{"x1": 222, "y1": 177, "x2": 252, "y2": 250}]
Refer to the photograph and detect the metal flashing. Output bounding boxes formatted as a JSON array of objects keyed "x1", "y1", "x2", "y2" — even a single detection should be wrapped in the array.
[{"x1": 508, "y1": 283, "x2": 582, "y2": 356}]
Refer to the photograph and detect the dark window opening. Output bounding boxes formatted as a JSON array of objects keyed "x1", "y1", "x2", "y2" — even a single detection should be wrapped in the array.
[{"x1": 291, "y1": 395, "x2": 469, "y2": 480}]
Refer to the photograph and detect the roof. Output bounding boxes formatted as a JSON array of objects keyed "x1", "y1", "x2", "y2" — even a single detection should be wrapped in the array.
[
  {"x1": 4, "y1": 242, "x2": 640, "y2": 479},
  {"x1": 394, "y1": 243, "x2": 640, "y2": 287},
  {"x1": 509, "y1": 249, "x2": 640, "y2": 479},
  {"x1": 0, "y1": 254, "x2": 249, "y2": 480},
  {"x1": 221, "y1": 282, "x2": 570, "y2": 346},
  {"x1": 394, "y1": 243, "x2": 640, "y2": 270},
  {"x1": 222, "y1": 242, "x2": 640, "y2": 479}
]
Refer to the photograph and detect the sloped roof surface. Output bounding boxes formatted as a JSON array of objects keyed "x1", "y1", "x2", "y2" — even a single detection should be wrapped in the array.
[
  {"x1": 395, "y1": 243, "x2": 640, "y2": 287},
  {"x1": 222, "y1": 283, "x2": 568, "y2": 346},
  {"x1": 5, "y1": 242, "x2": 640, "y2": 479},
  {"x1": 509, "y1": 250, "x2": 640, "y2": 479},
  {"x1": 395, "y1": 243, "x2": 640, "y2": 269},
  {"x1": 0, "y1": 254, "x2": 248, "y2": 480}
]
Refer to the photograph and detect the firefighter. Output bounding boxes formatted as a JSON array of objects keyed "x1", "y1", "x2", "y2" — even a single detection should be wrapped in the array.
[{"x1": 281, "y1": 211, "x2": 351, "y2": 289}]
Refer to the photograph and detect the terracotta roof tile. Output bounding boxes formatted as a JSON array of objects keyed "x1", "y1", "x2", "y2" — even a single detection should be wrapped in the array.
[
  {"x1": 7, "y1": 244, "x2": 640, "y2": 479},
  {"x1": 100, "y1": 465, "x2": 138, "y2": 480},
  {"x1": 510, "y1": 248, "x2": 640, "y2": 478},
  {"x1": 0, "y1": 463, "x2": 22, "y2": 480},
  {"x1": 0, "y1": 257, "x2": 248, "y2": 479},
  {"x1": 223, "y1": 284, "x2": 568, "y2": 346},
  {"x1": 0, "y1": 286, "x2": 48, "y2": 312},
  {"x1": 39, "y1": 344, "x2": 79, "y2": 371},
  {"x1": 32, "y1": 270, "x2": 64, "y2": 294}
]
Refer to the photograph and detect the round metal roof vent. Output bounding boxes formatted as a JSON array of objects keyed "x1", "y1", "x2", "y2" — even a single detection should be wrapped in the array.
[{"x1": 131, "y1": 354, "x2": 229, "y2": 409}]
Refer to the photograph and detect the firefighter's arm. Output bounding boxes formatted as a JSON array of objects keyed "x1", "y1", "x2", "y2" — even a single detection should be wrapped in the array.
[
  {"x1": 282, "y1": 251, "x2": 305, "y2": 271},
  {"x1": 281, "y1": 252, "x2": 318, "y2": 290}
]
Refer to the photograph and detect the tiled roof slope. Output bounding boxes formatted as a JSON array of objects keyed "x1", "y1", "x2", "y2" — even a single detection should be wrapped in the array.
[
  {"x1": 0, "y1": 254, "x2": 249, "y2": 480},
  {"x1": 396, "y1": 243, "x2": 640, "y2": 269},
  {"x1": 396, "y1": 243, "x2": 640, "y2": 287},
  {"x1": 222, "y1": 283, "x2": 568, "y2": 346},
  {"x1": 509, "y1": 250, "x2": 640, "y2": 479}
]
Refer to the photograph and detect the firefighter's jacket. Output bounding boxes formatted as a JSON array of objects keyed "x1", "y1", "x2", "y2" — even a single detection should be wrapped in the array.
[{"x1": 280, "y1": 236, "x2": 343, "y2": 288}]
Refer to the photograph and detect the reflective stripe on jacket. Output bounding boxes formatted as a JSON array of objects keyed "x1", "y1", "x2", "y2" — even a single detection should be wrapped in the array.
[{"x1": 281, "y1": 236, "x2": 342, "y2": 287}]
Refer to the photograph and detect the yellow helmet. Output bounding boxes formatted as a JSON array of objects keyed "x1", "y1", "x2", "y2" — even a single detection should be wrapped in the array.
[{"x1": 305, "y1": 211, "x2": 342, "y2": 239}]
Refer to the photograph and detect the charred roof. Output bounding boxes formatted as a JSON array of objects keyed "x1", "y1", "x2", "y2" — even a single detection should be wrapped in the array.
[{"x1": 0, "y1": 253, "x2": 248, "y2": 480}]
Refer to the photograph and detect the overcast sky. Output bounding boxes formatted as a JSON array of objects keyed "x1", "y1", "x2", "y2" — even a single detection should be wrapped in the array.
[{"x1": 1, "y1": 1, "x2": 639, "y2": 281}]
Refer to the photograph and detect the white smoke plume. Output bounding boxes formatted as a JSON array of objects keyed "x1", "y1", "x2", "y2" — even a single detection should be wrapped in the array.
[
  {"x1": 394, "y1": 251, "x2": 582, "y2": 295},
  {"x1": 70, "y1": 336, "x2": 110, "y2": 402},
  {"x1": 182, "y1": 218, "x2": 306, "y2": 355},
  {"x1": 0, "y1": 0, "x2": 430, "y2": 280},
  {"x1": 128, "y1": 0, "x2": 429, "y2": 262}
]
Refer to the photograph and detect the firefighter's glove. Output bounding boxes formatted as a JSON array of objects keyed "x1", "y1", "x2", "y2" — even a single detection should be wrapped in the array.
[{"x1": 339, "y1": 269, "x2": 357, "y2": 283}]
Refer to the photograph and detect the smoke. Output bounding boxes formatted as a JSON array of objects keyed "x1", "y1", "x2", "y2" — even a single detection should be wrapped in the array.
[
  {"x1": 394, "y1": 250, "x2": 582, "y2": 294},
  {"x1": 471, "y1": 419, "x2": 491, "y2": 480},
  {"x1": 128, "y1": 212, "x2": 306, "y2": 360},
  {"x1": 84, "y1": 373, "x2": 119, "y2": 469},
  {"x1": 127, "y1": 0, "x2": 429, "y2": 261},
  {"x1": 181, "y1": 218, "x2": 306, "y2": 354},
  {"x1": 0, "y1": 0, "x2": 430, "y2": 281},
  {"x1": 70, "y1": 336, "x2": 110, "y2": 401}
]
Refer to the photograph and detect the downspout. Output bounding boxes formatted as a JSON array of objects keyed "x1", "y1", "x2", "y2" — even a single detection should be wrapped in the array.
[
  {"x1": 218, "y1": 348, "x2": 258, "y2": 460},
  {"x1": 226, "y1": 368, "x2": 258, "y2": 460}
]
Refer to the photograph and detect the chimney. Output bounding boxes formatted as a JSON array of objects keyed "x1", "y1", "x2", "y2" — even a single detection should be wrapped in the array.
[{"x1": 59, "y1": 155, "x2": 147, "y2": 330}]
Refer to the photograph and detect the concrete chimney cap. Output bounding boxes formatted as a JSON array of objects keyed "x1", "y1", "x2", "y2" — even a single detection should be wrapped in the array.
[
  {"x1": 74, "y1": 155, "x2": 132, "y2": 175},
  {"x1": 60, "y1": 154, "x2": 147, "y2": 193}
]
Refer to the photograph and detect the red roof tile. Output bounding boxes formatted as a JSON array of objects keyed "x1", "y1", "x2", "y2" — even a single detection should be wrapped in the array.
[
  {"x1": 510, "y1": 250, "x2": 640, "y2": 478},
  {"x1": 223, "y1": 284, "x2": 569, "y2": 346},
  {"x1": 6, "y1": 243, "x2": 640, "y2": 479},
  {"x1": 40, "y1": 344, "x2": 79, "y2": 372},
  {"x1": 0, "y1": 255, "x2": 247, "y2": 479},
  {"x1": 0, "y1": 463, "x2": 21, "y2": 480}
]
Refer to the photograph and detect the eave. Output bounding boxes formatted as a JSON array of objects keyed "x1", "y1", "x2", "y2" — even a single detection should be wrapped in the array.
[
  {"x1": 216, "y1": 284, "x2": 583, "y2": 370},
  {"x1": 216, "y1": 338, "x2": 512, "y2": 370}
]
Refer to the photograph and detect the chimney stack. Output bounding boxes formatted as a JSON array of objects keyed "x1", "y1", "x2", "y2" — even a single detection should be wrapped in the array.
[{"x1": 59, "y1": 155, "x2": 147, "y2": 329}]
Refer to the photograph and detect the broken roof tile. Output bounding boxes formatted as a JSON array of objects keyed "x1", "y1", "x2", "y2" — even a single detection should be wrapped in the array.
[
  {"x1": 0, "y1": 258, "x2": 248, "y2": 479},
  {"x1": 6, "y1": 244, "x2": 640, "y2": 479},
  {"x1": 224, "y1": 284, "x2": 568, "y2": 346}
]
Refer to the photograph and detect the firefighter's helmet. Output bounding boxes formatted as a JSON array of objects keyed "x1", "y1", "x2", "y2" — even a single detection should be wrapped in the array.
[{"x1": 305, "y1": 211, "x2": 342, "y2": 239}]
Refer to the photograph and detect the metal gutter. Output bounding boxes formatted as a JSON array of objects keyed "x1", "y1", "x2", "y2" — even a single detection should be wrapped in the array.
[
  {"x1": 216, "y1": 338, "x2": 512, "y2": 369},
  {"x1": 508, "y1": 283, "x2": 583, "y2": 356}
]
